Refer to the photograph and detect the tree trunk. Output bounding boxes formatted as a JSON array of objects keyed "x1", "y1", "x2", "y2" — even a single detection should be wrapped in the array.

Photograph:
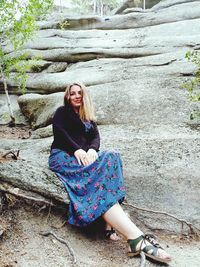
[
  {"x1": 100, "y1": 1, "x2": 103, "y2": 16},
  {"x1": 0, "y1": 63, "x2": 15, "y2": 126},
  {"x1": 143, "y1": 0, "x2": 146, "y2": 9},
  {"x1": 93, "y1": 0, "x2": 97, "y2": 14}
]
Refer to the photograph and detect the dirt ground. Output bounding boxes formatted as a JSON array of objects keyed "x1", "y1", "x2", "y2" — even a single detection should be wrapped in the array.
[
  {"x1": 0, "y1": 125, "x2": 31, "y2": 140},
  {"x1": 0, "y1": 202, "x2": 200, "y2": 267}
]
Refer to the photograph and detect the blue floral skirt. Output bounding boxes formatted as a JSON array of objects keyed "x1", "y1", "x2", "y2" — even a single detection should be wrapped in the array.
[{"x1": 49, "y1": 149, "x2": 126, "y2": 227}]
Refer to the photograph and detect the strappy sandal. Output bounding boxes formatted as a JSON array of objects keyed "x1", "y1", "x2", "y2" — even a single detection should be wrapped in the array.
[
  {"x1": 105, "y1": 228, "x2": 120, "y2": 241},
  {"x1": 127, "y1": 234, "x2": 171, "y2": 264}
]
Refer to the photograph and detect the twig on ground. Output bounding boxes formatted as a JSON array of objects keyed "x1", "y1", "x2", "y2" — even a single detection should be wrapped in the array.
[
  {"x1": 38, "y1": 205, "x2": 47, "y2": 212},
  {"x1": 139, "y1": 252, "x2": 146, "y2": 267},
  {"x1": 123, "y1": 202, "x2": 200, "y2": 234},
  {"x1": 40, "y1": 230, "x2": 77, "y2": 266},
  {"x1": 2, "y1": 150, "x2": 20, "y2": 160},
  {"x1": 45, "y1": 200, "x2": 52, "y2": 223},
  {"x1": 0, "y1": 186, "x2": 55, "y2": 208},
  {"x1": 52, "y1": 219, "x2": 67, "y2": 229}
]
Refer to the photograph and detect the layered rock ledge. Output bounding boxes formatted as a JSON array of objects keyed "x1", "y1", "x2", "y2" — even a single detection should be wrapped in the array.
[{"x1": 1, "y1": 0, "x2": 200, "y2": 232}]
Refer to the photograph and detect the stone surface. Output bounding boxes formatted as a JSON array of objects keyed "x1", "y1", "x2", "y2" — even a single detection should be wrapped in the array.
[
  {"x1": 115, "y1": 0, "x2": 160, "y2": 14},
  {"x1": 31, "y1": 125, "x2": 52, "y2": 139},
  {"x1": 152, "y1": 0, "x2": 200, "y2": 11},
  {"x1": 15, "y1": 52, "x2": 195, "y2": 128},
  {"x1": 99, "y1": 124, "x2": 200, "y2": 231},
  {"x1": 0, "y1": 0, "x2": 200, "y2": 232},
  {"x1": 0, "y1": 95, "x2": 28, "y2": 125},
  {"x1": 0, "y1": 138, "x2": 67, "y2": 204},
  {"x1": 0, "y1": 123, "x2": 200, "y2": 231},
  {"x1": 4, "y1": 51, "x2": 196, "y2": 94},
  {"x1": 34, "y1": 1, "x2": 200, "y2": 30},
  {"x1": 3, "y1": 17, "x2": 200, "y2": 66},
  {"x1": 2, "y1": 14, "x2": 200, "y2": 94},
  {"x1": 17, "y1": 93, "x2": 63, "y2": 128}
]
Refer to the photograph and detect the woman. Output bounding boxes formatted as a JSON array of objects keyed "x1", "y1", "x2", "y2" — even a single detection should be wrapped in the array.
[{"x1": 49, "y1": 82, "x2": 172, "y2": 264}]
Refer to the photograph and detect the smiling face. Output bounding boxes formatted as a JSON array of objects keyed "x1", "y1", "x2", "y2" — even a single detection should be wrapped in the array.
[{"x1": 69, "y1": 84, "x2": 83, "y2": 112}]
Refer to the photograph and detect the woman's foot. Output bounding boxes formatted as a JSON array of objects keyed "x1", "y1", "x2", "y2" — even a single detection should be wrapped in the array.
[
  {"x1": 127, "y1": 234, "x2": 171, "y2": 264},
  {"x1": 105, "y1": 227, "x2": 121, "y2": 241}
]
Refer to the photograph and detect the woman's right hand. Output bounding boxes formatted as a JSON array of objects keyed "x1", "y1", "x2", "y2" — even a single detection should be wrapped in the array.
[{"x1": 74, "y1": 149, "x2": 89, "y2": 166}]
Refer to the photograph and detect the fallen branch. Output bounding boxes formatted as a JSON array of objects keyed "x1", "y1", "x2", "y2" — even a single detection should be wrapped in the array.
[
  {"x1": 123, "y1": 202, "x2": 200, "y2": 234},
  {"x1": 2, "y1": 150, "x2": 20, "y2": 160},
  {"x1": 0, "y1": 186, "x2": 55, "y2": 208},
  {"x1": 40, "y1": 230, "x2": 77, "y2": 266},
  {"x1": 0, "y1": 229, "x2": 5, "y2": 238},
  {"x1": 52, "y1": 219, "x2": 67, "y2": 229}
]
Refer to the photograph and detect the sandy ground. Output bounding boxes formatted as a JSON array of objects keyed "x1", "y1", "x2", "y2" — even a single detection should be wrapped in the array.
[{"x1": 0, "y1": 203, "x2": 200, "y2": 267}]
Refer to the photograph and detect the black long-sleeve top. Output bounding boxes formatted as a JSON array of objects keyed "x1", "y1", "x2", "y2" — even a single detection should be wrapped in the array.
[{"x1": 51, "y1": 105, "x2": 100, "y2": 155}]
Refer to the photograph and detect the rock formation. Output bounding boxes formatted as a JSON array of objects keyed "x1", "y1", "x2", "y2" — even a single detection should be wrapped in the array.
[{"x1": 0, "y1": 0, "x2": 200, "y2": 232}]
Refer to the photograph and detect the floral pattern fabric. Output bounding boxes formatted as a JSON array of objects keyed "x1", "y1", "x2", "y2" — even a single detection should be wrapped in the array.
[{"x1": 49, "y1": 149, "x2": 126, "y2": 227}]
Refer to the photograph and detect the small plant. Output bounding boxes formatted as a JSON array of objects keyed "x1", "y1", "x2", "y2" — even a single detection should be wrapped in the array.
[
  {"x1": 181, "y1": 51, "x2": 200, "y2": 120},
  {"x1": 59, "y1": 20, "x2": 70, "y2": 30},
  {"x1": 0, "y1": 0, "x2": 53, "y2": 126}
]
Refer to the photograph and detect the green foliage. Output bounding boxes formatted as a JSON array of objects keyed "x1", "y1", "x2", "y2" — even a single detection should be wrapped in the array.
[
  {"x1": 0, "y1": 0, "x2": 53, "y2": 124},
  {"x1": 0, "y1": 0, "x2": 53, "y2": 49},
  {"x1": 14, "y1": 56, "x2": 42, "y2": 93},
  {"x1": 0, "y1": 0, "x2": 53, "y2": 89},
  {"x1": 59, "y1": 20, "x2": 71, "y2": 30},
  {"x1": 182, "y1": 51, "x2": 200, "y2": 120}
]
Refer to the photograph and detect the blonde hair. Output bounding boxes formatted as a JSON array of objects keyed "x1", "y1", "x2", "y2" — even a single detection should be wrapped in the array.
[{"x1": 64, "y1": 82, "x2": 96, "y2": 121}]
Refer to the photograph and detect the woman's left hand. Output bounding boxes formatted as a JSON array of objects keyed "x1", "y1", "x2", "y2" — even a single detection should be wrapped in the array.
[{"x1": 86, "y1": 149, "x2": 98, "y2": 165}]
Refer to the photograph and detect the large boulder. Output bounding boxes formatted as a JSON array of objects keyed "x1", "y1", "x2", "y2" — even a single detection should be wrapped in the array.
[
  {"x1": 0, "y1": 95, "x2": 28, "y2": 125},
  {"x1": 2, "y1": 15, "x2": 200, "y2": 94},
  {"x1": 4, "y1": 50, "x2": 197, "y2": 94},
  {"x1": 0, "y1": 138, "x2": 67, "y2": 204},
  {"x1": 34, "y1": 1, "x2": 200, "y2": 30},
  {"x1": 0, "y1": 123, "x2": 200, "y2": 232},
  {"x1": 100, "y1": 123, "x2": 200, "y2": 231},
  {"x1": 152, "y1": 0, "x2": 200, "y2": 11},
  {"x1": 17, "y1": 52, "x2": 193, "y2": 128},
  {"x1": 17, "y1": 92, "x2": 63, "y2": 128},
  {"x1": 0, "y1": 0, "x2": 200, "y2": 233},
  {"x1": 4, "y1": 17, "x2": 200, "y2": 64},
  {"x1": 115, "y1": 0, "x2": 161, "y2": 14}
]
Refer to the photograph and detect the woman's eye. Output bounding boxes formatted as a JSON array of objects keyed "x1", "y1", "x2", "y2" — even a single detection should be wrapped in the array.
[{"x1": 70, "y1": 90, "x2": 82, "y2": 96}]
